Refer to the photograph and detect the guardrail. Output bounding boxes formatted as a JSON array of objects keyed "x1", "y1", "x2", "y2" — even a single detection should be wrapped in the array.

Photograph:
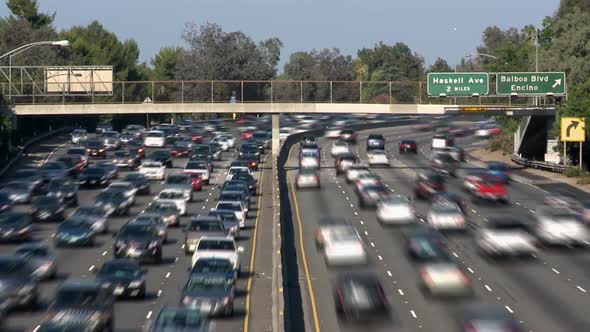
[{"x1": 511, "y1": 154, "x2": 568, "y2": 173}]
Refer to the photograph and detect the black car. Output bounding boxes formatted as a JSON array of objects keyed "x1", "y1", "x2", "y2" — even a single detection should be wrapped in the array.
[
  {"x1": 0, "y1": 212, "x2": 33, "y2": 242},
  {"x1": 0, "y1": 192, "x2": 13, "y2": 213},
  {"x1": 208, "y1": 210, "x2": 240, "y2": 239},
  {"x1": 357, "y1": 183, "x2": 389, "y2": 208},
  {"x1": 366, "y1": 134, "x2": 385, "y2": 151},
  {"x1": 184, "y1": 216, "x2": 227, "y2": 254},
  {"x1": 14, "y1": 168, "x2": 46, "y2": 194},
  {"x1": 0, "y1": 255, "x2": 39, "y2": 310},
  {"x1": 95, "y1": 259, "x2": 147, "y2": 299},
  {"x1": 180, "y1": 274, "x2": 235, "y2": 316},
  {"x1": 55, "y1": 217, "x2": 96, "y2": 247},
  {"x1": 191, "y1": 144, "x2": 213, "y2": 160},
  {"x1": 252, "y1": 131, "x2": 271, "y2": 153},
  {"x1": 460, "y1": 305, "x2": 523, "y2": 332},
  {"x1": 96, "y1": 124, "x2": 113, "y2": 134},
  {"x1": 403, "y1": 227, "x2": 449, "y2": 261},
  {"x1": 113, "y1": 150, "x2": 141, "y2": 170},
  {"x1": 39, "y1": 162, "x2": 69, "y2": 180},
  {"x1": 46, "y1": 178, "x2": 79, "y2": 206},
  {"x1": 231, "y1": 172, "x2": 257, "y2": 194},
  {"x1": 150, "y1": 150, "x2": 173, "y2": 168},
  {"x1": 124, "y1": 173, "x2": 151, "y2": 195},
  {"x1": 46, "y1": 280, "x2": 114, "y2": 331},
  {"x1": 333, "y1": 272, "x2": 389, "y2": 321},
  {"x1": 113, "y1": 223, "x2": 163, "y2": 263},
  {"x1": 147, "y1": 306, "x2": 210, "y2": 332},
  {"x1": 414, "y1": 172, "x2": 446, "y2": 200},
  {"x1": 220, "y1": 181, "x2": 251, "y2": 204},
  {"x1": 85, "y1": 139, "x2": 107, "y2": 158},
  {"x1": 126, "y1": 139, "x2": 146, "y2": 158},
  {"x1": 229, "y1": 160, "x2": 250, "y2": 169},
  {"x1": 79, "y1": 167, "x2": 110, "y2": 188},
  {"x1": 238, "y1": 143, "x2": 260, "y2": 158},
  {"x1": 55, "y1": 156, "x2": 84, "y2": 177},
  {"x1": 239, "y1": 153, "x2": 260, "y2": 170},
  {"x1": 31, "y1": 196, "x2": 65, "y2": 222},
  {"x1": 95, "y1": 190, "x2": 131, "y2": 216},
  {"x1": 95, "y1": 161, "x2": 118, "y2": 180}
]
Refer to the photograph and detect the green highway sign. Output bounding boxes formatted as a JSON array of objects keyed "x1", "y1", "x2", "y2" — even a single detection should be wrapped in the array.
[
  {"x1": 496, "y1": 72, "x2": 566, "y2": 96},
  {"x1": 427, "y1": 73, "x2": 489, "y2": 97}
]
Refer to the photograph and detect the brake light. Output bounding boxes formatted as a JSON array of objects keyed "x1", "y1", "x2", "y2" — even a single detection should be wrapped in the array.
[
  {"x1": 313, "y1": 175, "x2": 319, "y2": 181},
  {"x1": 420, "y1": 267, "x2": 433, "y2": 285},
  {"x1": 138, "y1": 148, "x2": 144, "y2": 153},
  {"x1": 463, "y1": 322, "x2": 476, "y2": 332},
  {"x1": 459, "y1": 270, "x2": 472, "y2": 285}
]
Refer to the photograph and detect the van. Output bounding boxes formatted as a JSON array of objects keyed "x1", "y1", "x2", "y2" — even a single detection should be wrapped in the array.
[{"x1": 432, "y1": 134, "x2": 454, "y2": 149}]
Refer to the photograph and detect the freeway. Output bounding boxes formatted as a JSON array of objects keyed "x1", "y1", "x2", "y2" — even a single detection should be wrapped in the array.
[
  {"x1": 0, "y1": 128, "x2": 275, "y2": 332},
  {"x1": 286, "y1": 123, "x2": 590, "y2": 332}
]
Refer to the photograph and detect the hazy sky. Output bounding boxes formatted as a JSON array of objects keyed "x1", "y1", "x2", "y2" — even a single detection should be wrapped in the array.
[{"x1": 1, "y1": 0, "x2": 560, "y2": 70}]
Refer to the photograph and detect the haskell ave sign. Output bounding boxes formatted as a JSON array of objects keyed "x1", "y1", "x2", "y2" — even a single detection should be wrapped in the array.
[
  {"x1": 427, "y1": 73, "x2": 489, "y2": 97},
  {"x1": 496, "y1": 72, "x2": 566, "y2": 96}
]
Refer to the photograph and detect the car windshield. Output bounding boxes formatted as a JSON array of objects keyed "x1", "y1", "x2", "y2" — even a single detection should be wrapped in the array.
[
  {"x1": 97, "y1": 191, "x2": 121, "y2": 201},
  {"x1": 86, "y1": 141, "x2": 103, "y2": 148},
  {"x1": 120, "y1": 225, "x2": 153, "y2": 237},
  {"x1": 185, "y1": 276, "x2": 229, "y2": 291},
  {"x1": 0, "y1": 213, "x2": 29, "y2": 225},
  {"x1": 432, "y1": 203, "x2": 461, "y2": 214},
  {"x1": 142, "y1": 162, "x2": 162, "y2": 168},
  {"x1": 15, "y1": 170, "x2": 38, "y2": 179},
  {"x1": 154, "y1": 310, "x2": 204, "y2": 328},
  {"x1": 193, "y1": 259, "x2": 233, "y2": 273},
  {"x1": 147, "y1": 132, "x2": 164, "y2": 138},
  {"x1": 72, "y1": 130, "x2": 86, "y2": 135},
  {"x1": 167, "y1": 176, "x2": 188, "y2": 184},
  {"x1": 219, "y1": 193, "x2": 240, "y2": 201},
  {"x1": 188, "y1": 220, "x2": 220, "y2": 231},
  {"x1": 0, "y1": 258, "x2": 30, "y2": 275},
  {"x1": 75, "y1": 207, "x2": 104, "y2": 216},
  {"x1": 114, "y1": 151, "x2": 131, "y2": 157},
  {"x1": 217, "y1": 203, "x2": 240, "y2": 211},
  {"x1": 187, "y1": 162, "x2": 206, "y2": 169},
  {"x1": 159, "y1": 191, "x2": 184, "y2": 199},
  {"x1": 147, "y1": 203, "x2": 177, "y2": 213},
  {"x1": 55, "y1": 288, "x2": 102, "y2": 306},
  {"x1": 151, "y1": 151, "x2": 170, "y2": 158},
  {"x1": 84, "y1": 168, "x2": 106, "y2": 175},
  {"x1": 488, "y1": 221, "x2": 529, "y2": 231},
  {"x1": 198, "y1": 240, "x2": 235, "y2": 251},
  {"x1": 125, "y1": 174, "x2": 146, "y2": 181},
  {"x1": 229, "y1": 168, "x2": 247, "y2": 175},
  {"x1": 99, "y1": 263, "x2": 140, "y2": 278}
]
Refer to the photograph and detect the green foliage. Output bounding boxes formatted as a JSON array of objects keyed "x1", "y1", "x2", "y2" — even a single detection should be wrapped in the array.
[
  {"x1": 6, "y1": 0, "x2": 54, "y2": 29},
  {"x1": 356, "y1": 42, "x2": 424, "y2": 81},
  {"x1": 565, "y1": 167, "x2": 587, "y2": 178},
  {"x1": 427, "y1": 58, "x2": 452, "y2": 73},
  {"x1": 151, "y1": 47, "x2": 181, "y2": 81},
  {"x1": 488, "y1": 130, "x2": 513, "y2": 155},
  {"x1": 576, "y1": 176, "x2": 590, "y2": 185}
]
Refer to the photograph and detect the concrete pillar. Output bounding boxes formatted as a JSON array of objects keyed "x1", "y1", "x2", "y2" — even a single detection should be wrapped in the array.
[
  {"x1": 514, "y1": 116, "x2": 531, "y2": 155},
  {"x1": 272, "y1": 113, "x2": 280, "y2": 157},
  {"x1": 270, "y1": 112, "x2": 281, "y2": 332}
]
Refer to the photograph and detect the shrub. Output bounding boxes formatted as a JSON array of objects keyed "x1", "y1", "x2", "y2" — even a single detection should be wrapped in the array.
[{"x1": 565, "y1": 167, "x2": 588, "y2": 177}]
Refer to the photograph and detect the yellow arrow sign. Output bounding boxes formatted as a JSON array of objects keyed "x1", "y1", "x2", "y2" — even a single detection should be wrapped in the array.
[{"x1": 561, "y1": 117, "x2": 585, "y2": 142}]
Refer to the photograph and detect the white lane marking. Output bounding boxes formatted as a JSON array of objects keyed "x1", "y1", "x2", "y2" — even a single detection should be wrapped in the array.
[
  {"x1": 205, "y1": 199, "x2": 209, "y2": 202},
  {"x1": 33, "y1": 326, "x2": 41, "y2": 332},
  {"x1": 102, "y1": 251, "x2": 107, "y2": 256},
  {"x1": 471, "y1": 209, "x2": 477, "y2": 213},
  {"x1": 350, "y1": 203, "x2": 354, "y2": 207},
  {"x1": 398, "y1": 289, "x2": 405, "y2": 296},
  {"x1": 387, "y1": 271, "x2": 392, "y2": 277},
  {"x1": 505, "y1": 306, "x2": 514, "y2": 314},
  {"x1": 166, "y1": 272, "x2": 171, "y2": 278},
  {"x1": 354, "y1": 211, "x2": 358, "y2": 216},
  {"x1": 552, "y1": 268, "x2": 560, "y2": 275},
  {"x1": 410, "y1": 310, "x2": 417, "y2": 318},
  {"x1": 577, "y1": 286, "x2": 587, "y2": 293},
  {"x1": 452, "y1": 252, "x2": 459, "y2": 258},
  {"x1": 157, "y1": 290, "x2": 162, "y2": 297},
  {"x1": 529, "y1": 210, "x2": 535, "y2": 214},
  {"x1": 467, "y1": 267, "x2": 475, "y2": 274},
  {"x1": 202, "y1": 206, "x2": 206, "y2": 209},
  {"x1": 146, "y1": 311, "x2": 153, "y2": 319},
  {"x1": 342, "y1": 190, "x2": 345, "y2": 194},
  {"x1": 181, "y1": 244, "x2": 185, "y2": 249},
  {"x1": 345, "y1": 197, "x2": 349, "y2": 200},
  {"x1": 43, "y1": 141, "x2": 68, "y2": 164},
  {"x1": 364, "y1": 231, "x2": 368, "y2": 235},
  {"x1": 515, "y1": 202, "x2": 521, "y2": 205},
  {"x1": 485, "y1": 285, "x2": 492, "y2": 292},
  {"x1": 370, "y1": 242, "x2": 375, "y2": 247},
  {"x1": 88, "y1": 265, "x2": 95, "y2": 272},
  {"x1": 359, "y1": 220, "x2": 364, "y2": 225},
  {"x1": 377, "y1": 255, "x2": 383, "y2": 261}
]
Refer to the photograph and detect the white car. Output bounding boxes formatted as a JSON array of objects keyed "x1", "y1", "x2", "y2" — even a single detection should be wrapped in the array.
[
  {"x1": 322, "y1": 226, "x2": 367, "y2": 266},
  {"x1": 345, "y1": 166, "x2": 370, "y2": 183},
  {"x1": 212, "y1": 136, "x2": 231, "y2": 151},
  {"x1": 215, "y1": 201, "x2": 246, "y2": 228},
  {"x1": 377, "y1": 195, "x2": 415, "y2": 224},
  {"x1": 354, "y1": 174, "x2": 382, "y2": 192},
  {"x1": 184, "y1": 161, "x2": 210, "y2": 184},
  {"x1": 325, "y1": 127, "x2": 342, "y2": 139},
  {"x1": 331, "y1": 141, "x2": 350, "y2": 157},
  {"x1": 70, "y1": 129, "x2": 87, "y2": 144},
  {"x1": 155, "y1": 188, "x2": 187, "y2": 215},
  {"x1": 226, "y1": 166, "x2": 250, "y2": 181},
  {"x1": 534, "y1": 207, "x2": 589, "y2": 246},
  {"x1": 299, "y1": 152, "x2": 320, "y2": 169},
  {"x1": 191, "y1": 236, "x2": 244, "y2": 272},
  {"x1": 296, "y1": 168, "x2": 320, "y2": 189},
  {"x1": 477, "y1": 218, "x2": 538, "y2": 257},
  {"x1": 367, "y1": 150, "x2": 389, "y2": 166},
  {"x1": 427, "y1": 202, "x2": 466, "y2": 231},
  {"x1": 420, "y1": 263, "x2": 473, "y2": 297},
  {"x1": 139, "y1": 160, "x2": 166, "y2": 180},
  {"x1": 144, "y1": 130, "x2": 166, "y2": 147}
]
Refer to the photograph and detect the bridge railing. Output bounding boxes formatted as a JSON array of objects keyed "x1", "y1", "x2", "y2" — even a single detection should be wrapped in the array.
[{"x1": 0, "y1": 80, "x2": 545, "y2": 106}]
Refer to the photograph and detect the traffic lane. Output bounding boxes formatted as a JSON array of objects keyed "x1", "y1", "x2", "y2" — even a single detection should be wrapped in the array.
[{"x1": 352, "y1": 129, "x2": 590, "y2": 331}]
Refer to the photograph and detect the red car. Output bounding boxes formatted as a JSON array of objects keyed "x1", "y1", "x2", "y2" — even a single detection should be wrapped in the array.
[
  {"x1": 188, "y1": 173, "x2": 203, "y2": 191},
  {"x1": 171, "y1": 144, "x2": 190, "y2": 158},
  {"x1": 241, "y1": 131, "x2": 254, "y2": 140},
  {"x1": 470, "y1": 174, "x2": 508, "y2": 204}
]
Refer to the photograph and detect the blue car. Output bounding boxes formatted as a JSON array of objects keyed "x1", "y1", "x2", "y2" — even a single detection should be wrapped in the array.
[{"x1": 486, "y1": 162, "x2": 511, "y2": 184}]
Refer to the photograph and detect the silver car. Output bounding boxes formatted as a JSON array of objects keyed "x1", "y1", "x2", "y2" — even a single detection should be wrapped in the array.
[
  {"x1": 427, "y1": 201, "x2": 466, "y2": 231},
  {"x1": 477, "y1": 217, "x2": 538, "y2": 257},
  {"x1": 534, "y1": 207, "x2": 589, "y2": 246},
  {"x1": 15, "y1": 243, "x2": 57, "y2": 280}
]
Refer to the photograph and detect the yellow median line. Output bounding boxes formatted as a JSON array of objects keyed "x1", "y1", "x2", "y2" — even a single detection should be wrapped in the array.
[
  {"x1": 243, "y1": 154, "x2": 268, "y2": 332},
  {"x1": 287, "y1": 144, "x2": 321, "y2": 332}
]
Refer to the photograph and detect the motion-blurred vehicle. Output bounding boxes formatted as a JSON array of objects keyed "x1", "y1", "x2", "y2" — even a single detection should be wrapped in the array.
[
  {"x1": 399, "y1": 140, "x2": 419, "y2": 154},
  {"x1": 95, "y1": 190, "x2": 131, "y2": 216},
  {"x1": 238, "y1": 152, "x2": 260, "y2": 171},
  {"x1": 208, "y1": 210, "x2": 240, "y2": 239},
  {"x1": 156, "y1": 188, "x2": 188, "y2": 215},
  {"x1": 124, "y1": 173, "x2": 151, "y2": 195},
  {"x1": 15, "y1": 243, "x2": 57, "y2": 280},
  {"x1": 45, "y1": 177, "x2": 79, "y2": 206},
  {"x1": 180, "y1": 274, "x2": 235, "y2": 316},
  {"x1": 150, "y1": 150, "x2": 173, "y2": 168},
  {"x1": 377, "y1": 195, "x2": 415, "y2": 224},
  {"x1": 171, "y1": 140, "x2": 192, "y2": 158},
  {"x1": 331, "y1": 141, "x2": 350, "y2": 157},
  {"x1": 113, "y1": 150, "x2": 141, "y2": 169},
  {"x1": 486, "y1": 161, "x2": 511, "y2": 184},
  {"x1": 366, "y1": 134, "x2": 385, "y2": 150},
  {"x1": 95, "y1": 161, "x2": 118, "y2": 180},
  {"x1": 184, "y1": 161, "x2": 210, "y2": 184},
  {"x1": 70, "y1": 129, "x2": 88, "y2": 144},
  {"x1": 14, "y1": 168, "x2": 46, "y2": 194},
  {"x1": 45, "y1": 280, "x2": 114, "y2": 331},
  {"x1": 165, "y1": 174, "x2": 195, "y2": 200},
  {"x1": 139, "y1": 160, "x2": 166, "y2": 181},
  {"x1": 476, "y1": 217, "x2": 537, "y2": 257},
  {"x1": 56, "y1": 155, "x2": 85, "y2": 177},
  {"x1": 85, "y1": 139, "x2": 107, "y2": 158},
  {"x1": 66, "y1": 147, "x2": 89, "y2": 166},
  {"x1": 431, "y1": 133, "x2": 454, "y2": 149},
  {"x1": 335, "y1": 153, "x2": 358, "y2": 175},
  {"x1": 433, "y1": 146, "x2": 465, "y2": 162},
  {"x1": 231, "y1": 172, "x2": 257, "y2": 194},
  {"x1": 533, "y1": 206, "x2": 589, "y2": 246},
  {"x1": 0, "y1": 255, "x2": 40, "y2": 310},
  {"x1": 191, "y1": 237, "x2": 244, "y2": 274},
  {"x1": 333, "y1": 272, "x2": 389, "y2": 321},
  {"x1": 95, "y1": 259, "x2": 147, "y2": 298},
  {"x1": 431, "y1": 152, "x2": 460, "y2": 177},
  {"x1": 107, "y1": 181, "x2": 138, "y2": 206},
  {"x1": 345, "y1": 165, "x2": 371, "y2": 183},
  {"x1": 144, "y1": 130, "x2": 166, "y2": 147},
  {"x1": 212, "y1": 135, "x2": 233, "y2": 151},
  {"x1": 296, "y1": 168, "x2": 320, "y2": 189},
  {"x1": 113, "y1": 222, "x2": 163, "y2": 263},
  {"x1": 299, "y1": 151, "x2": 320, "y2": 169},
  {"x1": 0, "y1": 181, "x2": 35, "y2": 204},
  {"x1": 95, "y1": 124, "x2": 112, "y2": 134},
  {"x1": 39, "y1": 162, "x2": 68, "y2": 180},
  {"x1": 357, "y1": 182, "x2": 389, "y2": 208},
  {"x1": 219, "y1": 190, "x2": 249, "y2": 210},
  {"x1": 126, "y1": 139, "x2": 146, "y2": 158},
  {"x1": 146, "y1": 307, "x2": 210, "y2": 332},
  {"x1": 468, "y1": 173, "x2": 508, "y2": 204},
  {"x1": 427, "y1": 201, "x2": 467, "y2": 231},
  {"x1": 55, "y1": 217, "x2": 96, "y2": 247},
  {"x1": 321, "y1": 225, "x2": 367, "y2": 266},
  {"x1": 209, "y1": 142, "x2": 223, "y2": 161},
  {"x1": 226, "y1": 166, "x2": 250, "y2": 182},
  {"x1": 413, "y1": 123, "x2": 433, "y2": 131},
  {"x1": 300, "y1": 136, "x2": 317, "y2": 147},
  {"x1": 432, "y1": 192, "x2": 467, "y2": 215},
  {"x1": 215, "y1": 201, "x2": 246, "y2": 228},
  {"x1": 30, "y1": 196, "x2": 65, "y2": 222},
  {"x1": 142, "y1": 201, "x2": 181, "y2": 227},
  {"x1": 103, "y1": 136, "x2": 122, "y2": 151},
  {"x1": 475, "y1": 123, "x2": 501, "y2": 138},
  {"x1": 71, "y1": 205, "x2": 110, "y2": 234},
  {"x1": 0, "y1": 192, "x2": 13, "y2": 213},
  {"x1": 0, "y1": 212, "x2": 33, "y2": 242},
  {"x1": 184, "y1": 216, "x2": 227, "y2": 254},
  {"x1": 404, "y1": 227, "x2": 447, "y2": 260},
  {"x1": 414, "y1": 172, "x2": 445, "y2": 200},
  {"x1": 221, "y1": 181, "x2": 252, "y2": 205},
  {"x1": 460, "y1": 304, "x2": 523, "y2": 332},
  {"x1": 339, "y1": 129, "x2": 357, "y2": 143},
  {"x1": 125, "y1": 124, "x2": 146, "y2": 139},
  {"x1": 190, "y1": 257, "x2": 237, "y2": 285},
  {"x1": 419, "y1": 255, "x2": 472, "y2": 297},
  {"x1": 367, "y1": 150, "x2": 389, "y2": 166}
]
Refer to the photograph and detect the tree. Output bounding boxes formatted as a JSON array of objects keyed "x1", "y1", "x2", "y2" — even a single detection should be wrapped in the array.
[
  {"x1": 152, "y1": 47, "x2": 181, "y2": 81},
  {"x1": 428, "y1": 57, "x2": 452, "y2": 73},
  {"x1": 6, "y1": 0, "x2": 54, "y2": 29}
]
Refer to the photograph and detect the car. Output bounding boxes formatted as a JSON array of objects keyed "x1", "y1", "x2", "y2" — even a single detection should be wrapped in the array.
[
  {"x1": 171, "y1": 141, "x2": 191, "y2": 158},
  {"x1": 460, "y1": 305, "x2": 523, "y2": 332},
  {"x1": 415, "y1": 245, "x2": 472, "y2": 297},
  {"x1": 221, "y1": 181, "x2": 252, "y2": 205},
  {"x1": 403, "y1": 227, "x2": 448, "y2": 260},
  {"x1": 219, "y1": 190, "x2": 249, "y2": 209},
  {"x1": 533, "y1": 206, "x2": 589, "y2": 246},
  {"x1": 66, "y1": 147, "x2": 89, "y2": 166},
  {"x1": 321, "y1": 225, "x2": 367, "y2": 266},
  {"x1": 103, "y1": 136, "x2": 122, "y2": 151},
  {"x1": 120, "y1": 132, "x2": 135, "y2": 144},
  {"x1": 366, "y1": 134, "x2": 385, "y2": 150},
  {"x1": 95, "y1": 190, "x2": 131, "y2": 216},
  {"x1": 144, "y1": 130, "x2": 166, "y2": 147},
  {"x1": 131, "y1": 213, "x2": 169, "y2": 243},
  {"x1": 95, "y1": 124, "x2": 112, "y2": 134},
  {"x1": 468, "y1": 174, "x2": 508, "y2": 204},
  {"x1": 299, "y1": 151, "x2": 320, "y2": 169},
  {"x1": 231, "y1": 172, "x2": 257, "y2": 194},
  {"x1": 432, "y1": 133, "x2": 454, "y2": 148},
  {"x1": 184, "y1": 216, "x2": 228, "y2": 254},
  {"x1": 70, "y1": 129, "x2": 88, "y2": 144},
  {"x1": 0, "y1": 255, "x2": 40, "y2": 310},
  {"x1": 13, "y1": 168, "x2": 46, "y2": 194},
  {"x1": 192, "y1": 144, "x2": 214, "y2": 160},
  {"x1": 296, "y1": 168, "x2": 320, "y2": 189},
  {"x1": 156, "y1": 188, "x2": 188, "y2": 215},
  {"x1": 148, "y1": 150, "x2": 173, "y2": 168},
  {"x1": 475, "y1": 123, "x2": 501, "y2": 138},
  {"x1": 431, "y1": 152, "x2": 459, "y2": 176},
  {"x1": 433, "y1": 146, "x2": 465, "y2": 162},
  {"x1": 56, "y1": 155, "x2": 85, "y2": 177},
  {"x1": 367, "y1": 150, "x2": 389, "y2": 166},
  {"x1": 215, "y1": 201, "x2": 246, "y2": 228},
  {"x1": 357, "y1": 182, "x2": 389, "y2": 208},
  {"x1": 143, "y1": 201, "x2": 181, "y2": 227},
  {"x1": 71, "y1": 205, "x2": 110, "y2": 234},
  {"x1": 252, "y1": 131, "x2": 271, "y2": 153},
  {"x1": 486, "y1": 161, "x2": 511, "y2": 184},
  {"x1": 139, "y1": 160, "x2": 166, "y2": 180},
  {"x1": 331, "y1": 141, "x2": 350, "y2": 157},
  {"x1": 239, "y1": 153, "x2": 260, "y2": 171},
  {"x1": 339, "y1": 129, "x2": 357, "y2": 143},
  {"x1": 180, "y1": 274, "x2": 235, "y2": 316},
  {"x1": 0, "y1": 192, "x2": 13, "y2": 213},
  {"x1": 476, "y1": 217, "x2": 537, "y2": 258},
  {"x1": 412, "y1": 123, "x2": 433, "y2": 131},
  {"x1": 300, "y1": 136, "x2": 317, "y2": 147},
  {"x1": 85, "y1": 139, "x2": 107, "y2": 158},
  {"x1": 190, "y1": 257, "x2": 237, "y2": 285},
  {"x1": 238, "y1": 143, "x2": 260, "y2": 159},
  {"x1": 226, "y1": 166, "x2": 250, "y2": 182},
  {"x1": 125, "y1": 124, "x2": 146, "y2": 138},
  {"x1": 15, "y1": 243, "x2": 57, "y2": 280},
  {"x1": 46, "y1": 178, "x2": 79, "y2": 206},
  {"x1": 333, "y1": 272, "x2": 389, "y2": 321},
  {"x1": 40, "y1": 161, "x2": 69, "y2": 180},
  {"x1": 112, "y1": 150, "x2": 141, "y2": 169},
  {"x1": 113, "y1": 222, "x2": 163, "y2": 263},
  {"x1": 95, "y1": 161, "x2": 118, "y2": 180},
  {"x1": 461, "y1": 168, "x2": 489, "y2": 192},
  {"x1": 432, "y1": 192, "x2": 467, "y2": 215},
  {"x1": 427, "y1": 201, "x2": 467, "y2": 231},
  {"x1": 325, "y1": 127, "x2": 342, "y2": 138},
  {"x1": 95, "y1": 259, "x2": 147, "y2": 298},
  {"x1": 335, "y1": 153, "x2": 358, "y2": 175},
  {"x1": 124, "y1": 172, "x2": 151, "y2": 195},
  {"x1": 0, "y1": 212, "x2": 33, "y2": 242},
  {"x1": 146, "y1": 306, "x2": 210, "y2": 332},
  {"x1": 191, "y1": 236, "x2": 244, "y2": 274},
  {"x1": 212, "y1": 135, "x2": 233, "y2": 151},
  {"x1": 30, "y1": 196, "x2": 65, "y2": 222},
  {"x1": 164, "y1": 173, "x2": 194, "y2": 200},
  {"x1": 0, "y1": 180, "x2": 36, "y2": 203},
  {"x1": 315, "y1": 217, "x2": 353, "y2": 249},
  {"x1": 45, "y1": 280, "x2": 114, "y2": 331},
  {"x1": 208, "y1": 210, "x2": 240, "y2": 239},
  {"x1": 55, "y1": 217, "x2": 96, "y2": 246},
  {"x1": 184, "y1": 161, "x2": 211, "y2": 184},
  {"x1": 209, "y1": 142, "x2": 223, "y2": 161},
  {"x1": 126, "y1": 139, "x2": 146, "y2": 158},
  {"x1": 414, "y1": 172, "x2": 445, "y2": 200},
  {"x1": 345, "y1": 165, "x2": 371, "y2": 183},
  {"x1": 376, "y1": 195, "x2": 415, "y2": 224},
  {"x1": 107, "y1": 181, "x2": 138, "y2": 206}
]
